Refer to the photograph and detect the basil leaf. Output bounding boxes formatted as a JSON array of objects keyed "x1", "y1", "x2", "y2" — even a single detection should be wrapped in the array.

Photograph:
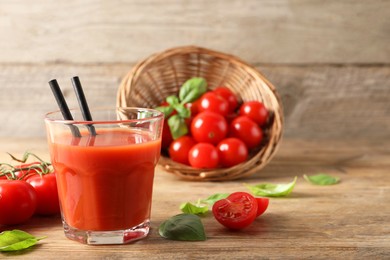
[
  {"x1": 179, "y1": 77, "x2": 207, "y2": 104},
  {"x1": 246, "y1": 177, "x2": 297, "y2": 197},
  {"x1": 200, "y1": 193, "x2": 229, "y2": 206},
  {"x1": 173, "y1": 104, "x2": 191, "y2": 118},
  {"x1": 0, "y1": 230, "x2": 45, "y2": 252},
  {"x1": 168, "y1": 114, "x2": 188, "y2": 139},
  {"x1": 159, "y1": 214, "x2": 206, "y2": 241},
  {"x1": 155, "y1": 106, "x2": 174, "y2": 118},
  {"x1": 180, "y1": 202, "x2": 209, "y2": 215},
  {"x1": 303, "y1": 174, "x2": 340, "y2": 185},
  {"x1": 166, "y1": 95, "x2": 180, "y2": 106}
]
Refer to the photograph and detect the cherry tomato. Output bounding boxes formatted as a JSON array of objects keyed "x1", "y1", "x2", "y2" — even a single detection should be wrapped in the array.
[
  {"x1": 185, "y1": 100, "x2": 200, "y2": 116},
  {"x1": 255, "y1": 197, "x2": 269, "y2": 217},
  {"x1": 26, "y1": 173, "x2": 60, "y2": 215},
  {"x1": 168, "y1": 136, "x2": 197, "y2": 165},
  {"x1": 229, "y1": 116, "x2": 263, "y2": 149},
  {"x1": 0, "y1": 180, "x2": 37, "y2": 225},
  {"x1": 217, "y1": 138, "x2": 248, "y2": 168},
  {"x1": 239, "y1": 101, "x2": 269, "y2": 126},
  {"x1": 212, "y1": 192, "x2": 258, "y2": 230},
  {"x1": 198, "y1": 92, "x2": 229, "y2": 116},
  {"x1": 191, "y1": 111, "x2": 228, "y2": 145},
  {"x1": 213, "y1": 87, "x2": 239, "y2": 113},
  {"x1": 188, "y1": 143, "x2": 219, "y2": 169},
  {"x1": 161, "y1": 119, "x2": 173, "y2": 150}
]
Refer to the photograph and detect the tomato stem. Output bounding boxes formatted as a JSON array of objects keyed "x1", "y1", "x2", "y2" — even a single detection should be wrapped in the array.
[{"x1": 0, "y1": 152, "x2": 52, "y2": 180}]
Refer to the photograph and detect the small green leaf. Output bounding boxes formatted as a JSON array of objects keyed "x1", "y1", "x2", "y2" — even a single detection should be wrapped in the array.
[
  {"x1": 0, "y1": 230, "x2": 45, "y2": 252},
  {"x1": 303, "y1": 174, "x2": 340, "y2": 185},
  {"x1": 246, "y1": 177, "x2": 297, "y2": 197},
  {"x1": 166, "y1": 95, "x2": 180, "y2": 106},
  {"x1": 155, "y1": 106, "x2": 174, "y2": 117},
  {"x1": 180, "y1": 202, "x2": 209, "y2": 215},
  {"x1": 173, "y1": 104, "x2": 191, "y2": 118},
  {"x1": 159, "y1": 214, "x2": 206, "y2": 241},
  {"x1": 179, "y1": 77, "x2": 207, "y2": 104},
  {"x1": 200, "y1": 193, "x2": 229, "y2": 206},
  {"x1": 168, "y1": 114, "x2": 188, "y2": 139}
]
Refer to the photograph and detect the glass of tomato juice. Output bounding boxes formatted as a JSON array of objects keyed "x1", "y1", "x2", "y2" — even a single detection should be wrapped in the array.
[{"x1": 44, "y1": 107, "x2": 164, "y2": 245}]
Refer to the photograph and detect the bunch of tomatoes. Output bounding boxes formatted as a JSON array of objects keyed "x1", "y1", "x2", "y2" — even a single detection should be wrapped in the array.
[
  {"x1": 162, "y1": 86, "x2": 269, "y2": 169},
  {"x1": 0, "y1": 155, "x2": 60, "y2": 226}
]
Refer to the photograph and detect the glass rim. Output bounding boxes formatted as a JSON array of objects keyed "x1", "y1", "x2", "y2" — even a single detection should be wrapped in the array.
[{"x1": 44, "y1": 107, "x2": 164, "y2": 125}]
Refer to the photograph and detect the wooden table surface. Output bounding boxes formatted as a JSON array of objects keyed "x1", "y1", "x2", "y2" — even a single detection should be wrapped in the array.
[{"x1": 0, "y1": 137, "x2": 389, "y2": 259}]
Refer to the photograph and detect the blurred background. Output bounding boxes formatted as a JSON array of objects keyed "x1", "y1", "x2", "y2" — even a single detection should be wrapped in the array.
[{"x1": 0, "y1": 0, "x2": 389, "y2": 141}]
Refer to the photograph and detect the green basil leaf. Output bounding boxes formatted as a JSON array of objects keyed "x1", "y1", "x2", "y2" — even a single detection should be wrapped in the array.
[
  {"x1": 200, "y1": 193, "x2": 229, "y2": 206},
  {"x1": 179, "y1": 77, "x2": 207, "y2": 104},
  {"x1": 0, "y1": 230, "x2": 45, "y2": 252},
  {"x1": 173, "y1": 104, "x2": 191, "y2": 118},
  {"x1": 246, "y1": 177, "x2": 297, "y2": 197},
  {"x1": 168, "y1": 114, "x2": 188, "y2": 139},
  {"x1": 166, "y1": 95, "x2": 180, "y2": 106},
  {"x1": 155, "y1": 106, "x2": 174, "y2": 118},
  {"x1": 303, "y1": 174, "x2": 340, "y2": 185},
  {"x1": 159, "y1": 214, "x2": 206, "y2": 241},
  {"x1": 180, "y1": 202, "x2": 209, "y2": 215}
]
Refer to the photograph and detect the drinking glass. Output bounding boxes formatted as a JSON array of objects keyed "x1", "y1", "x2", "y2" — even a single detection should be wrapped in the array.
[{"x1": 45, "y1": 107, "x2": 163, "y2": 244}]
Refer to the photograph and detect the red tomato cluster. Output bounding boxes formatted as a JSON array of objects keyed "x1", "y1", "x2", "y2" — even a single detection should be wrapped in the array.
[
  {"x1": 0, "y1": 162, "x2": 60, "y2": 226},
  {"x1": 164, "y1": 86, "x2": 269, "y2": 169},
  {"x1": 212, "y1": 192, "x2": 269, "y2": 230}
]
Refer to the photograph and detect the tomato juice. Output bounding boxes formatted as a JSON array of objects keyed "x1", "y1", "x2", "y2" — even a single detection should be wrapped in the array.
[{"x1": 49, "y1": 128, "x2": 161, "y2": 231}]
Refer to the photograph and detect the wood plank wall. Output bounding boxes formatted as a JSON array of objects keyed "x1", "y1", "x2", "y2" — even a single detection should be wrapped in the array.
[{"x1": 1, "y1": 0, "x2": 389, "y2": 140}]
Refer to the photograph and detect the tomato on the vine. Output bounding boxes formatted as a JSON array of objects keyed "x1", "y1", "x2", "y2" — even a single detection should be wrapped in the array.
[
  {"x1": 0, "y1": 180, "x2": 37, "y2": 225},
  {"x1": 239, "y1": 101, "x2": 269, "y2": 126},
  {"x1": 229, "y1": 116, "x2": 263, "y2": 149},
  {"x1": 168, "y1": 136, "x2": 196, "y2": 165},
  {"x1": 191, "y1": 111, "x2": 228, "y2": 145},
  {"x1": 255, "y1": 197, "x2": 269, "y2": 217},
  {"x1": 26, "y1": 173, "x2": 60, "y2": 215},
  {"x1": 213, "y1": 87, "x2": 239, "y2": 113},
  {"x1": 188, "y1": 143, "x2": 219, "y2": 169},
  {"x1": 198, "y1": 92, "x2": 229, "y2": 116},
  {"x1": 14, "y1": 162, "x2": 44, "y2": 180},
  {"x1": 212, "y1": 192, "x2": 258, "y2": 230},
  {"x1": 217, "y1": 138, "x2": 248, "y2": 168}
]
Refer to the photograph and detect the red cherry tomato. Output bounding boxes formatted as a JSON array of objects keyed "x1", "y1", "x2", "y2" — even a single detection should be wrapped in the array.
[
  {"x1": 188, "y1": 143, "x2": 219, "y2": 169},
  {"x1": 26, "y1": 173, "x2": 60, "y2": 215},
  {"x1": 0, "y1": 180, "x2": 37, "y2": 225},
  {"x1": 168, "y1": 136, "x2": 197, "y2": 165},
  {"x1": 239, "y1": 101, "x2": 269, "y2": 126},
  {"x1": 198, "y1": 92, "x2": 229, "y2": 116},
  {"x1": 212, "y1": 192, "x2": 258, "y2": 230},
  {"x1": 161, "y1": 119, "x2": 173, "y2": 150},
  {"x1": 213, "y1": 87, "x2": 239, "y2": 113},
  {"x1": 255, "y1": 197, "x2": 269, "y2": 217},
  {"x1": 229, "y1": 116, "x2": 263, "y2": 149},
  {"x1": 191, "y1": 111, "x2": 228, "y2": 145},
  {"x1": 217, "y1": 138, "x2": 248, "y2": 168},
  {"x1": 185, "y1": 100, "x2": 200, "y2": 116}
]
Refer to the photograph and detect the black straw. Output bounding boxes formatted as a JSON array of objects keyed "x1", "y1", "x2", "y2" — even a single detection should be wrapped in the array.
[
  {"x1": 48, "y1": 79, "x2": 81, "y2": 138},
  {"x1": 71, "y1": 76, "x2": 97, "y2": 136}
]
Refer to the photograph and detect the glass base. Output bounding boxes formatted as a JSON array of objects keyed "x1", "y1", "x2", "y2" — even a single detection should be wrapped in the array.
[{"x1": 62, "y1": 219, "x2": 150, "y2": 245}]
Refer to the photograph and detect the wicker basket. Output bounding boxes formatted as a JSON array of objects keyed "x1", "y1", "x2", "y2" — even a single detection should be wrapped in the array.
[{"x1": 117, "y1": 46, "x2": 283, "y2": 181}]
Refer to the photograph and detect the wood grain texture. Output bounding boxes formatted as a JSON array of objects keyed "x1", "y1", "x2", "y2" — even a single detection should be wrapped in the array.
[
  {"x1": 0, "y1": 0, "x2": 389, "y2": 64},
  {"x1": 0, "y1": 64, "x2": 389, "y2": 140},
  {"x1": 0, "y1": 138, "x2": 389, "y2": 259}
]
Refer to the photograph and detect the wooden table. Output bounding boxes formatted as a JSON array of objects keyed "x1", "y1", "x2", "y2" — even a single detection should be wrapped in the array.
[{"x1": 1, "y1": 138, "x2": 389, "y2": 259}]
